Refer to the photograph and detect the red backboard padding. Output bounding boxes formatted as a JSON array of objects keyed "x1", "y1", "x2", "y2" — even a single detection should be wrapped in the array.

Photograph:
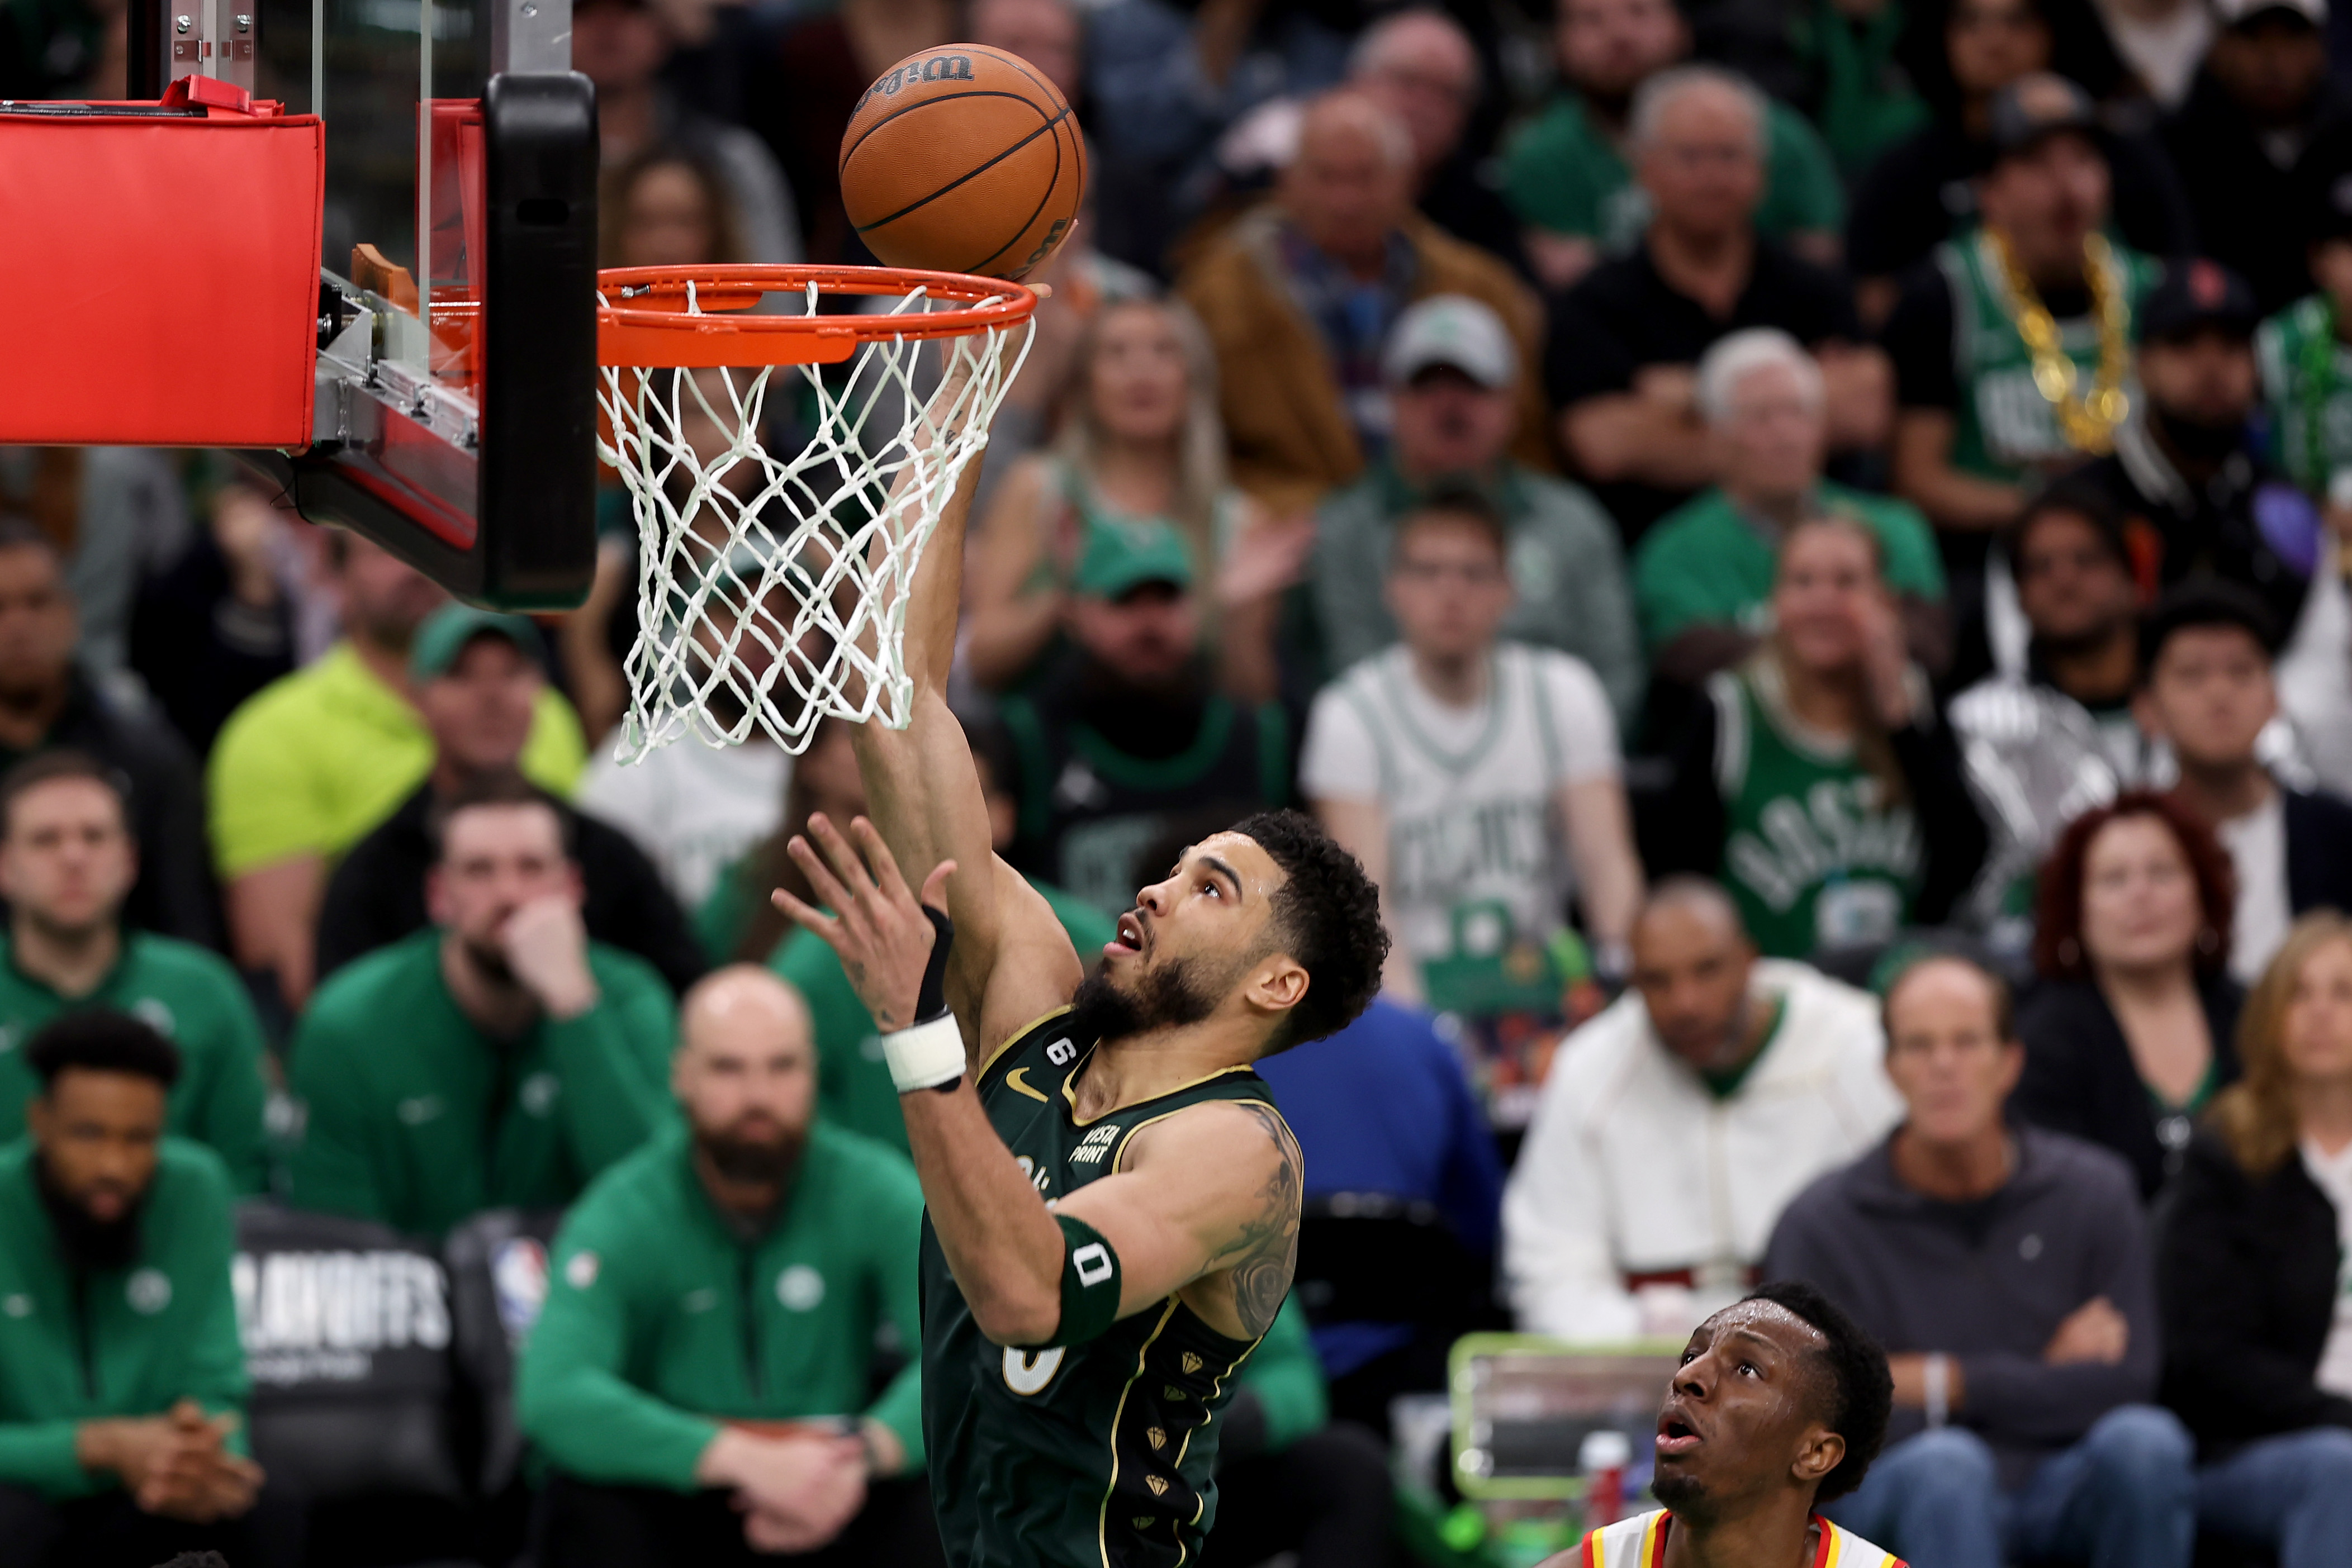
[{"x1": 0, "y1": 94, "x2": 323, "y2": 447}]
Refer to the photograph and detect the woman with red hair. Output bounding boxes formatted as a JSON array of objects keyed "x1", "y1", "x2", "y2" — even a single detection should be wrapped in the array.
[{"x1": 2013, "y1": 791, "x2": 2245, "y2": 1199}]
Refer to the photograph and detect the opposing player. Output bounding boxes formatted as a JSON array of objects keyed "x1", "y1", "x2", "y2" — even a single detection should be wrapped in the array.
[
  {"x1": 769, "y1": 422, "x2": 1390, "y2": 1564},
  {"x1": 1551, "y1": 1282, "x2": 1902, "y2": 1568}
]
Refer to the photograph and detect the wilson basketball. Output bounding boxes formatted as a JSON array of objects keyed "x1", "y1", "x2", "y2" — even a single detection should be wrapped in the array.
[{"x1": 838, "y1": 44, "x2": 1087, "y2": 282}]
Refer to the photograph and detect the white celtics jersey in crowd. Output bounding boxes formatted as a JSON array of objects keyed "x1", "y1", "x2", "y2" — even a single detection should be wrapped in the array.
[
  {"x1": 1301, "y1": 642, "x2": 1618, "y2": 990},
  {"x1": 1576, "y1": 1509, "x2": 1903, "y2": 1568}
]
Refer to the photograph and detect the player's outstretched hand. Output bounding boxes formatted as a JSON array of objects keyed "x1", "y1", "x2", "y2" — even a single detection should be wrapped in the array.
[{"x1": 771, "y1": 812, "x2": 955, "y2": 1033}]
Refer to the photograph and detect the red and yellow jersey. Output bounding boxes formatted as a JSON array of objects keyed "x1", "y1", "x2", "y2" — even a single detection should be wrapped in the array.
[{"x1": 1577, "y1": 1508, "x2": 1905, "y2": 1568}]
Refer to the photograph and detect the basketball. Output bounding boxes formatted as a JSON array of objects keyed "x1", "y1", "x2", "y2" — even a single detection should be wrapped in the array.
[{"x1": 837, "y1": 44, "x2": 1087, "y2": 282}]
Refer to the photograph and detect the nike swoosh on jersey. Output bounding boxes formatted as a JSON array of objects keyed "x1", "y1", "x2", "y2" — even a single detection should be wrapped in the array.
[{"x1": 1005, "y1": 1067, "x2": 1050, "y2": 1102}]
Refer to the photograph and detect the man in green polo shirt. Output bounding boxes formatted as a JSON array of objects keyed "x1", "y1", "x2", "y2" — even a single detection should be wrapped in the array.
[
  {"x1": 206, "y1": 531, "x2": 586, "y2": 1014},
  {"x1": 0, "y1": 753, "x2": 267, "y2": 1190},
  {"x1": 518, "y1": 965, "x2": 936, "y2": 1568},
  {"x1": 1638, "y1": 327, "x2": 1946, "y2": 681},
  {"x1": 0, "y1": 1011, "x2": 260, "y2": 1565},
  {"x1": 1503, "y1": 0, "x2": 1842, "y2": 290},
  {"x1": 288, "y1": 771, "x2": 675, "y2": 1238}
]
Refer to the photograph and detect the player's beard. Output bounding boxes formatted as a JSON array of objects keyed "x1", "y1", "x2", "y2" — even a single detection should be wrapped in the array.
[{"x1": 1067, "y1": 956, "x2": 1222, "y2": 1046}]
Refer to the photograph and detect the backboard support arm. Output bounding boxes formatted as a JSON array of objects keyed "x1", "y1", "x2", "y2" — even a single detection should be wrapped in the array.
[{"x1": 242, "y1": 66, "x2": 600, "y2": 610}]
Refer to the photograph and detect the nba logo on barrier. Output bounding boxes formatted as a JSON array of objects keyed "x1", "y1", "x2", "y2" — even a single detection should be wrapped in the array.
[{"x1": 494, "y1": 1238, "x2": 551, "y2": 1346}]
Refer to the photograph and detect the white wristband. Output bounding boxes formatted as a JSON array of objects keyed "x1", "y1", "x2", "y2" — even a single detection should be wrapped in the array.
[
  {"x1": 1923, "y1": 1352, "x2": 1950, "y2": 1429},
  {"x1": 881, "y1": 1014, "x2": 965, "y2": 1094}
]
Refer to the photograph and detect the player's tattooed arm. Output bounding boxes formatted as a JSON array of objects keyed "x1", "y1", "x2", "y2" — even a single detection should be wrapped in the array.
[
  {"x1": 1058, "y1": 1099, "x2": 1305, "y2": 1338},
  {"x1": 1212, "y1": 1104, "x2": 1303, "y2": 1338}
]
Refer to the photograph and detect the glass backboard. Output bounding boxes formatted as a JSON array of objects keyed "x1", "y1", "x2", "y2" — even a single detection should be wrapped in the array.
[{"x1": 217, "y1": 0, "x2": 600, "y2": 607}]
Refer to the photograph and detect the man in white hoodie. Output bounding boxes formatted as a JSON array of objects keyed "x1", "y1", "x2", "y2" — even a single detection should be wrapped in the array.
[{"x1": 1503, "y1": 877, "x2": 1900, "y2": 1343}]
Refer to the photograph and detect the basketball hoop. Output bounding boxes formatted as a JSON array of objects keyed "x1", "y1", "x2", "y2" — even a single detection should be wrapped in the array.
[{"x1": 596, "y1": 264, "x2": 1036, "y2": 762}]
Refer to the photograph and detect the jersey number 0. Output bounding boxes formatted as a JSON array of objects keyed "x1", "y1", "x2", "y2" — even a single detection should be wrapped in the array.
[{"x1": 1003, "y1": 1347, "x2": 1065, "y2": 1395}]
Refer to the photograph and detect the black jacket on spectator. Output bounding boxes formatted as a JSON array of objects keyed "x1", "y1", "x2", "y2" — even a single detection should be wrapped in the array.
[
  {"x1": 2285, "y1": 787, "x2": 2352, "y2": 920},
  {"x1": 1844, "y1": 120, "x2": 2195, "y2": 286},
  {"x1": 1419, "y1": 149, "x2": 1533, "y2": 283},
  {"x1": 2060, "y1": 425, "x2": 2320, "y2": 642},
  {"x1": 998, "y1": 655, "x2": 1291, "y2": 920},
  {"x1": 1766, "y1": 1126, "x2": 2159, "y2": 1487},
  {"x1": 2155, "y1": 1128, "x2": 2352, "y2": 1455},
  {"x1": 0, "y1": 671, "x2": 217, "y2": 949},
  {"x1": 129, "y1": 532, "x2": 295, "y2": 758},
  {"x1": 2013, "y1": 973, "x2": 2245, "y2": 1201},
  {"x1": 2159, "y1": 70, "x2": 2345, "y2": 315},
  {"x1": 1545, "y1": 235, "x2": 1863, "y2": 541},
  {"x1": 1636, "y1": 687, "x2": 1988, "y2": 933},
  {"x1": 314, "y1": 785, "x2": 708, "y2": 996}
]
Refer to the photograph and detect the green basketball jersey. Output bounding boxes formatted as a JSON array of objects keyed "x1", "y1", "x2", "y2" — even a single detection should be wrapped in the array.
[
  {"x1": 1708, "y1": 663, "x2": 1923, "y2": 958},
  {"x1": 921, "y1": 1009, "x2": 1281, "y2": 1568},
  {"x1": 2258, "y1": 293, "x2": 2352, "y2": 495},
  {"x1": 1936, "y1": 229, "x2": 2157, "y2": 483}
]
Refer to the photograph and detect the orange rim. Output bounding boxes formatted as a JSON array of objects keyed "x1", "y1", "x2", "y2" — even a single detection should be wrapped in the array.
[{"x1": 597, "y1": 264, "x2": 1040, "y2": 369}]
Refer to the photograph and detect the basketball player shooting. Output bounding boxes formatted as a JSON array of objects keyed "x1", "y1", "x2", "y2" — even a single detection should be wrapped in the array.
[
  {"x1": 1547, "y1": 1283, "x2": 1904, "y2": 1568},
  {"x1": 767, "y1": 387, "x2": 1390, "y2": 1567}
]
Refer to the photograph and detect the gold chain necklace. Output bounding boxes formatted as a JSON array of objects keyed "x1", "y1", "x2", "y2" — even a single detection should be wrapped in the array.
[{"x1": 1987, "y1": 228, "x2": 2132, "y2": 455}]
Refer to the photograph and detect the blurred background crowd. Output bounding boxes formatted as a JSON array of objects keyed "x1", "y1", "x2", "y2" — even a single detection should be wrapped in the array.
[{"x1": 11, "y1": 0, "x2": 2352, "y2": 1563}]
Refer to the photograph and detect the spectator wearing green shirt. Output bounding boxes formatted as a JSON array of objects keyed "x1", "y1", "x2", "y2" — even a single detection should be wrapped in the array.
[
  {"x1": 1503, "y1": 0, "x2": 1844, "y2": 293},
  {"x1": 0, "y1": 1013, "x2": 260, "y2": 1566},
  {"x1": 207, "y1": 531, "x2": 586, "y2": 1016},
  {"x1": 1637, "y1": 329, "x2": 1948, "y2": 695},
  {"x1": 519, "y1": 966, "x2": 938, "y2": 1568},
  {"x1": 0, "y1": 754, "x2": 267, "y2": 1191},
  {"x1": 1308, "y1": 294, "x2": 1644, "y2": 728},
  {"x1": 288, "y1": 772, "x2": 675, "y2": 1238}
]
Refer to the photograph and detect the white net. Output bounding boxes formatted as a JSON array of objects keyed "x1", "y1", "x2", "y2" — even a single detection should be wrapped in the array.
[{"x1": 596, "y1": 275, "x2": 1032, "y2": 762}]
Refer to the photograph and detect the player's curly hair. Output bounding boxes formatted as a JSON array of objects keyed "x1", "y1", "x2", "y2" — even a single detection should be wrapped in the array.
[
  {"x1": 1228, "y1": 810, "x2": 1389, "y2": 1056},
  {"x1": 1742, "y1": 1281, "x2": 1893, "y2": 1503}
]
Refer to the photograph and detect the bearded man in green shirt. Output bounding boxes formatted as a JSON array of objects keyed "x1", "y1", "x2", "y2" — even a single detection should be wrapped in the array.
[
  {"x1": 520, "y1": 964, "x2": 937, "y2": 1568},
  {"x1": 288, "y1": 771, "x2": 676, "y2": 1237},
  {"x1": 0, "y1": 753, "x2": 268, "y2": 1190},
  {"x1": 0, "y1": 1011, "x2": 260, "y2": 1567}
]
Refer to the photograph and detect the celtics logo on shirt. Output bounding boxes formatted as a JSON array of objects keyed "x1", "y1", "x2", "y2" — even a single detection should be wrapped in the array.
[{"x1": 1709, "y1": 664, "x2": 1922, "y2": 957}]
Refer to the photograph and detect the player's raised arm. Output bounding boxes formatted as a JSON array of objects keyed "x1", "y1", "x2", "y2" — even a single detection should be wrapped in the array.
[
  {"x1": 828, "y1": 347, "x2": 1082, "y2": 1059},
  {"x1": 772, "y1": 813, "x2": 1303, "y2": 1343}
]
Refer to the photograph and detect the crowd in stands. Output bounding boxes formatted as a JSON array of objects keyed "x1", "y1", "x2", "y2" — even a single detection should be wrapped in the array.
[{"x1": 18, "y1": 0, "x2": 2352, "y2": 1562}]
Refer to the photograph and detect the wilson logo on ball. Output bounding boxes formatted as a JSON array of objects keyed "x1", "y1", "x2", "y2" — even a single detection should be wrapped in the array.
[
  {"x1": 839, "y1": 42, "x2": 1087, "y2": 281},
  {"x1": 856, "y1": 54, "x2": 978, "y2": 112}
]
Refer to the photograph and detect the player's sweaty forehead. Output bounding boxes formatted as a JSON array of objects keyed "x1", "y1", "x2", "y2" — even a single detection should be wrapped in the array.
[
  {"x1": 1691, "y1": 1299, "x2": 1826, "y2": 1365},
  {"x1": 1174, "y1": 832, "x2": 1288, "y2": 906}
]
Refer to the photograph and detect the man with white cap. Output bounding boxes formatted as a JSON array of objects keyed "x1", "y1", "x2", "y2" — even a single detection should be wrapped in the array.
[{"x1": 1308, "y1": 293, "x2": 1643, "y2": 725}]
